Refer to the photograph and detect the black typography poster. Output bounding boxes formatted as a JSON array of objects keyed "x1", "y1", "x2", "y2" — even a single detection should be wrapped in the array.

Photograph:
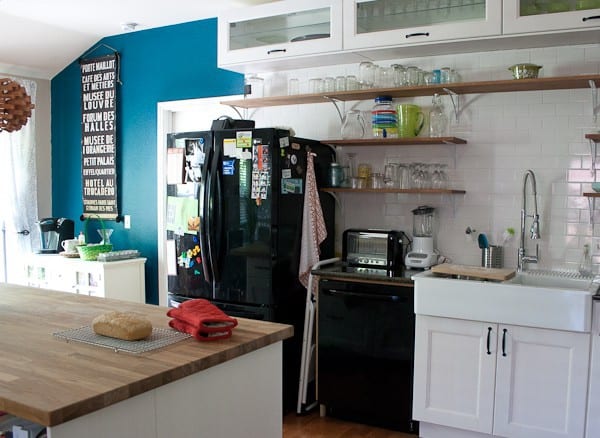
[{"x1": 80, "y1": 54, "x2": 118, "y2": 219}]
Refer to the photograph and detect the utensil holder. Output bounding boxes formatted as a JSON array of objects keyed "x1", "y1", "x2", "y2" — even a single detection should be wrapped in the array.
[{"x1": 482, "y1": 245, "x2": 503, "y2": 269}]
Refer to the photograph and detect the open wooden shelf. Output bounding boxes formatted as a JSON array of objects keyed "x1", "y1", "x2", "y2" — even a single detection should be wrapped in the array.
[
  {"x1": 221, "y1": 74, "x2": 600, "y2": 109},
  {"x1": 585, "y1": 133, "x2": 600, "y2": 142},
  {"x1": 583, "y1": 192, "x2": 600, "y2": 197},
  {"x1": 322, "y1": 187, "x2": 466, "y2": 194},
  {"x1": 324, "y1": 137, "x2": 467, "y2": 146}
]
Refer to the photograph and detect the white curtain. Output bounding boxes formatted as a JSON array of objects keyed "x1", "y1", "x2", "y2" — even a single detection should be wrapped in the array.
[{"x1": 0, "y1": 78, "x2": 38, "y2": 284}]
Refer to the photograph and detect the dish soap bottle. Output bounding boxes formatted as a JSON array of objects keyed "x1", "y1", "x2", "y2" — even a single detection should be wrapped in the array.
[
  {"x1": 578, "y1": 243, "x2": 592, "y2": 276},
  {"x1": 429, "y1": 93, "x2": 448, "y2": 137}
]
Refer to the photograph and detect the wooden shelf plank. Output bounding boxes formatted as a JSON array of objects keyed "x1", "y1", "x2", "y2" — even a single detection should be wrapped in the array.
[
  {"x1": 585, "y1": 133, "x2": 600, "y2": 142},
  {"x1": 221, "y1": 74, "x2": 600, "y2": 109},
  {"x1": 321, "y1": 188, "x2": 466, "y2": 194},
  {"x1": 324, "y1": 137, "x2": 467, "y2": 146},
  {"x1": 583, "y1": 192, "x2": 600, "y2": 197}
]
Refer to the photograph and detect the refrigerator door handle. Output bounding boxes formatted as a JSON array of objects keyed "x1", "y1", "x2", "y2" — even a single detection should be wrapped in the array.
[
  {"x1": 198, "y1": 142, "x2": 212, "y2": 285},
  {"x1": 206, "y1": 138, "x2": 221, "y2": 283}
]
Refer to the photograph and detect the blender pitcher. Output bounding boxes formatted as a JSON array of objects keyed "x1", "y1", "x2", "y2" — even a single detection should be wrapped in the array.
[{"x1": 405, "y1": 206, "x2": 438, "y2": 269}]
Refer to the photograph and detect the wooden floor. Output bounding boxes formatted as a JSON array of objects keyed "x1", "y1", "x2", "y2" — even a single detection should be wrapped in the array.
[{"x1": 283, "y1": 411, "x2": 417, "y2": 438}]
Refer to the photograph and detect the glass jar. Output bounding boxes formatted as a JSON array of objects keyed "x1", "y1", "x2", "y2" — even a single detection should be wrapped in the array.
[
  {"x1": 328, "y1": 162, "x2": 344, "y2": 187},
  {"x1": 371, "y1": 95, "x2": 398, "y2": 138},
  {"x1": 368, "y1": 173, "x2": 384, "y2": 189},
  {"x1": 429, "y1": 93, "x2": 448, "y2": 137},
  {"x1": 244, "y1": 73, "x2": 264, "y2": 98},
  {"x1": 357, "y1": 163, "x2": 372, "y2": 179}
]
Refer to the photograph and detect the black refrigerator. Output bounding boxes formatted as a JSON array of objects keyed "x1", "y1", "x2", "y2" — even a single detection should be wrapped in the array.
[{"x1": 166, "y1": 128, "x2": 335, "y2": 409}]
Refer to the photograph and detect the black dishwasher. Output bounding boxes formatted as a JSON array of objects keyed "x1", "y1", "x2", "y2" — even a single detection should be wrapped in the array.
[{"x1": 318, "y1": 278, "x2": 417, "y2": 434}]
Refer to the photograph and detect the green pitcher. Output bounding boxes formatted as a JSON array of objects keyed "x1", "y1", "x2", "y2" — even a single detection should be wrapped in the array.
[{"x1": 397, "y1": 104, "x2": 424, "y2": 138}]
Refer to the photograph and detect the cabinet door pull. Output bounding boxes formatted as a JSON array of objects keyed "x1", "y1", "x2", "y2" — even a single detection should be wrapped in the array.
[
  {"x1": 502, "y1": 328, "x2": 508, "y2": 357},
  {"x1": 405, "y1": 32, "x2": 430, "y2": 39},
  {"x1": 583, "y1": 15, "x2": 600, "y2": 22},
  {"x1": 267, "y1": 49, "x2": 287, "y2": 55},
  {"x1": 486, "y1": 326, "x2": 492, "y2": 355}
]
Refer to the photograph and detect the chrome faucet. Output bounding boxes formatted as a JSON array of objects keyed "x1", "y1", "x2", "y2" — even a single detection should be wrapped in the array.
[{"x1": 518, "y1": 169, "x2": 541, "y2": 271}]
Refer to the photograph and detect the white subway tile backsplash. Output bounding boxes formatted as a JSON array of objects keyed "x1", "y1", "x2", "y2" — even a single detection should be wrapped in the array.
[{"x1": 252, "y1": 43, "x2": 600, "y2": 270}]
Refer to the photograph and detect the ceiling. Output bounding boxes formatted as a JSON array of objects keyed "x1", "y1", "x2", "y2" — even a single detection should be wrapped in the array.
[{"x1": 0, "y1": 0, "x2": 278, "y2": 79}]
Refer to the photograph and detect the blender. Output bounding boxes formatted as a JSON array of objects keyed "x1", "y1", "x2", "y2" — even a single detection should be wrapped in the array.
[{"x1": 405, "y1": 206, "x2": 438, "y2": 269}]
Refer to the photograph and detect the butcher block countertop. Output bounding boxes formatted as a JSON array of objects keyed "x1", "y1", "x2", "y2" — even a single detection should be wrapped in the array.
[{"x1": 0, "y1": 283, "x2": 293, "y2": 427}]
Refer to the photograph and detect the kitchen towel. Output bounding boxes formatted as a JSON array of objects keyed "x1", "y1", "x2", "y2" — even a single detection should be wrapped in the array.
[
  {"x1": 167, "y1": 299, "x2": 238, "y2": 341},
  {"x1": 299, "y1": 152, "x2": 327, "y2": 288}
]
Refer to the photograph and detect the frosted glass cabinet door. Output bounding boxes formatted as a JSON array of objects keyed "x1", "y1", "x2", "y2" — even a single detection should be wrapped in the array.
[
  {"x1": 504, "y1": 0, "x2": 600, "y2": 34},
  {"x1": 218, "y1": 0, "x2": 343, "y2": 68},
  {"x1": 343, "y1": 0, "x2": 501, "y2": 50}
]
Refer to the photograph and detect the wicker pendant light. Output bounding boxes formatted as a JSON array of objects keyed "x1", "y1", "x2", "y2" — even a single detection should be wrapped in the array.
[{"x1": 0, "y1": 78, "x2": 35, "y2": 133}]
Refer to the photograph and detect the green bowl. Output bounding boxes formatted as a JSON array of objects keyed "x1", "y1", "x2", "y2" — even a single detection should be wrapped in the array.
[
  {"x1": 509, "y1": 63, "x2": 543, "y2": 79},
  {"x1": 592, "y1": 182, "x2": 600, "y2": 192}
]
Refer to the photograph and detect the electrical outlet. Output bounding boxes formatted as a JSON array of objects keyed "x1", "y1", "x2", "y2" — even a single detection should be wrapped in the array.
[{"x1": 124, "y1": 215, "x2": 131, "y2": 229}]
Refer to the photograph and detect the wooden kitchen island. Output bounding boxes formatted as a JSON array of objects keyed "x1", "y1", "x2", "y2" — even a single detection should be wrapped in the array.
[{"x1": 0, "y1": 283, "x2": 293, "y2": 438}]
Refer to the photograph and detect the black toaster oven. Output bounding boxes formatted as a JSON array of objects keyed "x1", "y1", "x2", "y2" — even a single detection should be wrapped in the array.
[{"x1": 342, "y1": 229, "x2": 410, "y2": 274}]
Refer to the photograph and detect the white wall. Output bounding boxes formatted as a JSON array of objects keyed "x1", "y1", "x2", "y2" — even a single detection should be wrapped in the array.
[{"x1": 176, "y1": 43, "x2": 600, "y2": 273}]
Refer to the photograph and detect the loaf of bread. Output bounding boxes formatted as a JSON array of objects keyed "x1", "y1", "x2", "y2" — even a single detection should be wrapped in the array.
[{"x1": 92, "y1": 311, "x2": 153, "y2": 341}]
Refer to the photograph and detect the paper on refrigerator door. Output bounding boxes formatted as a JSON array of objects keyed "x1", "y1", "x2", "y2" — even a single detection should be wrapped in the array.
[{"x1": 166, "y1": 239, "x2": 177, "y2": 276}]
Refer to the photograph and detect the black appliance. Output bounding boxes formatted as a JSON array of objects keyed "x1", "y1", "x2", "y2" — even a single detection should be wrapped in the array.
[
  {"x1": 166, "y1": 128, "x2": 335, "y2": 409},
  {"x1": 318, "y1": 278, "x2": 418, "y2": 434},
  {"x1": 37, "y1": 217, "x2": 74, "y2": 254},
  {"x1": 342, "y1": 229, "x2": 410, "y2": 276}
]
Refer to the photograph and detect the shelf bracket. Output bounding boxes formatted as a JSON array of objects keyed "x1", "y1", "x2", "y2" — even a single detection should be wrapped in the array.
[
  {"x1": 324, "y1": 96, "x2": 344, "y2": 123},
  {"x1": 590, "y1": 80, "x2": 599, "y2": 123},
  {"x1": 443, "y1": 88, "x2": 460, "y2": 123},
  {"x1": 227, "y1": 105, "x2": 244, "y2": 119},
  {"x1": 589, "y1": 138, "x2": 598, "y2": 178}
]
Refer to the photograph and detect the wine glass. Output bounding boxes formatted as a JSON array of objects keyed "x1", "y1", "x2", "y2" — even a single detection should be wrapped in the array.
[{"x1": 98, "y1": 229, "x2": 113, "y2": 245}]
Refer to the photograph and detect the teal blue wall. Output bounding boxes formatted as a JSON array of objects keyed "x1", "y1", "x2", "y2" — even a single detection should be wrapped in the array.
[{"x1": 51, "y1": 18, "x2": 243, "y2": 304}]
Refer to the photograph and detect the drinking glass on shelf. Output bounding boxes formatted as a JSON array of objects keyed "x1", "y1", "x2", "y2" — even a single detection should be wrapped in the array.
[
  {"x1": 323, "y1": 77, "x2": 335, "y2": 92},
  {"x1": 384, "y1": 163, "x2": 399, "y2": 187},
  {"x1": 406, "y1": 66, "x2": 420, "y2": 86},
  {"x1": 346, "y1": 153, "x2": 357, "y2": 179},
  {"x1": 368, "y1": 173, "x2": 384, "y2": 189},
  {"x1": 346, "y1": 75, "x2": 359, "y2": 90},
  {"x1": 335, "y1": 76, "x2": 347, "y2": 92},
  {"x1": 391, "y1": 64, "x2": 407, "y2": 87},
  {"x1": 359, "y1": 61, "x2": 376, "y2": 89},
  {"x1": 288, "y1": 78, "x2": 300, "y2": 95},
  {"x1": 397, "y1": 164, "x2": 410, "y2": 189},
  {"x1": 308, "y1": 78, "x2": 323, "y2": 93},
  {"x1": 376, "y1": 67, "x2": 395, "y2": 88}
]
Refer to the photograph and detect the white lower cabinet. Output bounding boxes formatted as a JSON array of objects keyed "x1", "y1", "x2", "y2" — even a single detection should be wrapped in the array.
[
  {"x1": 413, "y1": 315, "x2": 590, "y2": 438},
  {"x1": 24, "y1": 254, "x2": 147, "y2": 303}
]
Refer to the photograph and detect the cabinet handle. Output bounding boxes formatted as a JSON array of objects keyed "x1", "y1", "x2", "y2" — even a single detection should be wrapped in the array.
[
  {"x1": 405, "y1": 32, "x2": 430, "y2": 39},
  {"x1": 502, "y1": 328, "x2": 508, "y2": 357},
  {"x1": 267, "y1": 49, "x2": 287, "y2": 55},
  {"x1": 583, "y1": 15, "x2": 600, "y2": 22},
  {"x1": 486, "y1": 326, "x2": 492, "y2": 355}
]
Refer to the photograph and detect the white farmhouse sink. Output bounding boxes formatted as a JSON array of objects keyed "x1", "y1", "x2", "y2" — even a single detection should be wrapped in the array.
[{"x1": 413, "y1": 270, "x2": 597, "y2": 332}]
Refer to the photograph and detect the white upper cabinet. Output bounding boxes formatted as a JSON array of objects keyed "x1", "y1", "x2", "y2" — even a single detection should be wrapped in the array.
[
  {"x1": 343, "y1": 0, "x2": 502, "y2": 50},
  {"x1": 218, "y1": 0, "x2": 344, "y2": 72},
  {"x1": 504, "y1": 0, "x2": 600, "y2": 34}
]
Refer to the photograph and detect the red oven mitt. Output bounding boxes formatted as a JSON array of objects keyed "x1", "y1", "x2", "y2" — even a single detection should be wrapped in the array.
[
  {"x1": 167, "y1": 298, "x2": 238, "y2": 334},
  {"x1": 168, "y1": 318, "x2": 232, "y2": 341}
]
